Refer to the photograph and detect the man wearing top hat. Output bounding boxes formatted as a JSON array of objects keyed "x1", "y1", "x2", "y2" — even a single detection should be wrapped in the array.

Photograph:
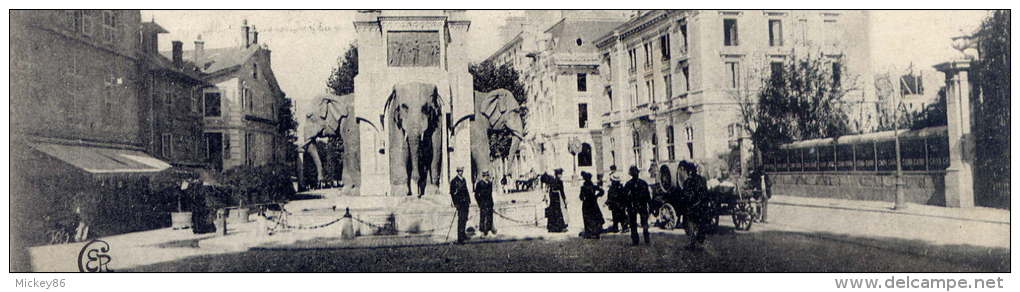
[{"x1": 449, "y1": 167, "x2": 472, "y2": 243}]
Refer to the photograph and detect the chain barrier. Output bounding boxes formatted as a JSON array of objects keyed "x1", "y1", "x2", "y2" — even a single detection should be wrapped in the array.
[
  {"x1": 493, "y1": 208, "x2": 540, "y2": 226},
  {"x1": 256, "y1": 204, "x2": 546, "y2": 235}
]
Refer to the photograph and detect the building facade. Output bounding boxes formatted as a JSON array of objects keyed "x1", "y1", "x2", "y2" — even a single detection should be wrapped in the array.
[
  {"x1": 166, "y1": 21, "x2": 288, "y2": 171},
  {"x1": 596, "y1": 10, "x2": 874, "y2": 183},
  {"x1": 10, "y1": 10, "x2": 178, "y2": 248},
  {"x1": 486, "y1": 12, "x2": 629, "y2": 178},
  {"x1": 140, "y1": 23, "x2": 210, "y2": 170}
]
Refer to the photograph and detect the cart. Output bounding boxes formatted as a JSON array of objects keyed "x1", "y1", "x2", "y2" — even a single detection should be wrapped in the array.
[{"x1": 650, "y1": 184, "x2": 761, "y2": 231}]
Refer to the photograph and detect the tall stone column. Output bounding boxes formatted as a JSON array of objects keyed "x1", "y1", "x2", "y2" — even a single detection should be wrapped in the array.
[{"x1": 934, "y1": 60, "x2": 974, "y2": 208}]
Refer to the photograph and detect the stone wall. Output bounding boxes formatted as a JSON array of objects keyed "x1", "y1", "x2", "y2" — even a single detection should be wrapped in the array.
[{"x1": 771, "y1": 172, "x2": 946, "y2": 206}]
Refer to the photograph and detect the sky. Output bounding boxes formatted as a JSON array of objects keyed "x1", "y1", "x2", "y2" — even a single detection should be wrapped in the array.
[{"x1": 141, "y1": 10, "x2": 990, "y2": 111}]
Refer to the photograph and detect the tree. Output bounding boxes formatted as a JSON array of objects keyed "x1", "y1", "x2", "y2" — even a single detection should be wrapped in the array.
[
  {"x1": 750, "y1": 51, "x2": 854, "y2": 154},
  {"x1": 971, "y1": 10, "x2": 1010, "y2": 207},
  {"x1": 277, "y1": 97, "x2": 299, "y2": 162},
  {"x1": 326, "y1": 43, "x2": 358, "y2": 96},
  {"x1": 470, "y1": 60, "x2": 528, "y2": 118}
]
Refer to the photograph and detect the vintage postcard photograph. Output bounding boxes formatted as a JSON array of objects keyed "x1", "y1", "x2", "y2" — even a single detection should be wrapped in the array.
[{"x1": 6, "y1": 7, "x2": 1011, "y2": 285}]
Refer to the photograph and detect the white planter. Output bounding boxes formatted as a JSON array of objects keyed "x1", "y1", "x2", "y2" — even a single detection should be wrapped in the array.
[{"x1": 171, "y1": 212, "x2": 193, "y2": 230}]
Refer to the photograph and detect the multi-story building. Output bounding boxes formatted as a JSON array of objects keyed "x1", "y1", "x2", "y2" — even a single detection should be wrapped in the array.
[
  {"x1": 10, "y1": 10, "x2": 176, "y2": 248},
  {"x1": 486, "y1": 12, "x2": 629, "y2": 178},
  {"x1": 165, "y1": 21, "x2": 287, "y2": 170},
  {"x1": 139, "y1": 22, "x2": 210, "y2": 170},
  {"x1": 596, "y1": 10, "x2": 874, "y2": 182}
]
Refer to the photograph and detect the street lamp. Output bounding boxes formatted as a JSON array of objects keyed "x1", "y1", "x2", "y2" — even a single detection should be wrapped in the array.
[{"x1": 893, "y1": 101, "x2": 907, "y2": 210}]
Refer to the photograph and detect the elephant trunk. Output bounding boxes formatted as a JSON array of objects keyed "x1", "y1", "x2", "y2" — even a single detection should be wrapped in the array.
[{"x1": 407, "y1": 133, "x2": 422, "y2": 197}]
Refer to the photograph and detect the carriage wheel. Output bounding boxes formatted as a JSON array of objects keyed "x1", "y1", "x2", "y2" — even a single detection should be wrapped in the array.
[
  {"x1": 732, "y1": 203, "x2": 753, "y2": 231},
  {"x1": 732, "y1": 213, "x2": 753, "y2": 231},
  {"x1": 657, "y1": 204, "x2": 679, "y2": 230}
]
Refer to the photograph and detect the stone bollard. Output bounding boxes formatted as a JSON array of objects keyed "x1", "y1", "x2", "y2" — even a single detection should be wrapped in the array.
[
  {"x1": 341, "y1": 208, "x2": 355, "y2": 240},
  {"x1": 218, "y1": 208, "x2": 228, "y2": 236}
]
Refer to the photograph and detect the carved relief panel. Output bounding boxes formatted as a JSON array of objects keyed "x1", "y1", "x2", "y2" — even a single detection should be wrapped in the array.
[{"x1": 387, "y1": 31, "x2": 441, "y2": 67}]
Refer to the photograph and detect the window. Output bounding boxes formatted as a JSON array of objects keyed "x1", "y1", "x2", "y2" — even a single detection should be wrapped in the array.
[
  {"x1": 627, "y1": 48, "x2": 637, "y2": 72},
  {"x1": 659, "y1": 34, "x2": 671, "y2": 60},
  {"x1": 65, "y1": 10, "x2": 82, "y2": 32},
  {"x1": 681, "y1": 62, "x2": 690, "y2": 93},
  {"x1": 245, "y1": 133, "x2": 255, "y2": 166},
  {"x1": 646, "y1": 80, "x2": 655, "y2": 103},
  {"x1": 577, "y1": 73, "x2": 587, "y2": 92},
  {"x1": 578, "y1": 143, "x2": 593, "y2": 167},
  {"x1": 253, "y1": 63, "x2": 258, "y2": 80},
  {"x1": 161, "y1": 133, "x2": 173, "y2": 158},
  {"x1": 578, "y1": 103, "x2": 588, "y2": 128},
  {"x1": 769, "y1": 19, "x2": 783, "y2": 47},
  {"x1": 164, "y1": 80, "x2": 173, "y2": 104},
  {"x1": 240, "y1": 82, "x2": 250, "y2": 112},
  {"x1": 190, "y1": 88, "x2": 200, "y2": 113},
  {"x1": 204, "y1": 92, "x2": 221, "y2": 117},
  {"x1": 832, "y1": 62, "x2": 842, "y2": 88},
  {"x1": 666, "y1": 125, "x2": 676, "y2": 161},
  {"x1": 726, "y1": 61, "x2": 740, "y2": 89},
  {"x1": 684, "y1": 125, "x2": 695, "y2": 159},
  {"x1": 102, "y1": 11, "x2": 117, "y2": 43},
  {"x1": 643, "y1": 42, "x2": 653, "y2": 68},
  {"x1": 651, "y1": 132, "x2": 659, "y2": 162},
  {"x1": 824, "y1": 20, "x2": 838, "y2": 47},
  {"x1": 678, "y1": 24, "x2": 688, "y2": 55},
  {"x1": 664, "y1": 74, "x2": 673, "y2": 98},
  {"x1": 724, "y1": 19, "x2": 739, "y2": 46},
  {"x1": 798, "y1": 18, "x2": 809, "y2": 43},
  {"x1": 82, "y1": 11, "x2": 96, "y2": 37},
  {"x1": 770, "y1": 61, "x2": 784, "y2": 81},
  {"x1": 632, "y1": 130, "x2": 643, "y2": 169},
  {"x1": 631, "y1": 83, "x2": 640, "y2": 107}
]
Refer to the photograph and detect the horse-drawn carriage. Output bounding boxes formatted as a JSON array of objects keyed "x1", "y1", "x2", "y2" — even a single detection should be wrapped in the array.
[{"x1": 650, "y1": 180, "x2": 762, "y2": 232}]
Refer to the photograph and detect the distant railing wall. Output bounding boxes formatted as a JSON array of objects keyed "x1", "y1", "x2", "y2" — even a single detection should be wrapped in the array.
[{"x1": 764, "y1": 127, "x2": 950, "y2": 205}]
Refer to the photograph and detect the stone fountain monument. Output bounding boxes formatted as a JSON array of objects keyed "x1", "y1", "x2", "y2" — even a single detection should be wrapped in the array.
[{"x1": 351, "y1": 10, "x2": 475, "y2": 199}]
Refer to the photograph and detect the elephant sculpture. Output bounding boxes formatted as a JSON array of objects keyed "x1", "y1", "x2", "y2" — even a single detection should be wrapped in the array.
[
  {"x1": 301, "y1": 93, "x2": 360, "y2": 196},
  {"x1": 469, "y1": 89, "x2": 525, "y2": 186},
  {"x1": 384, "y1": 82, "x2": 444, "y2": 198}
]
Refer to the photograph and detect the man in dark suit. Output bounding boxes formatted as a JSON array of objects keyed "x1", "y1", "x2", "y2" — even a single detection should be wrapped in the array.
[
  {"x1": 624, "y1": 166, "x2": 652, "y2": 245},
  {"x1": 474, "y1": 171, "x2": 495, "y2": 237},
  {"x1": 450, "y1": 167, "x2": 472, "y2": 244}
]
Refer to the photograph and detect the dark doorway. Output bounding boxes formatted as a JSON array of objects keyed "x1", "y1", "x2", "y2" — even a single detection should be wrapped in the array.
[{"x1": 204, "y1": 133, "x2": 223, "y2": 171}]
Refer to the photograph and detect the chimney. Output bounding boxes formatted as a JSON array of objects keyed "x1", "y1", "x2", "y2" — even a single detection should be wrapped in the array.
[
  {"x1": 242, "y1": 19, "x2": 250, "y2": 48},
  {"x1": 193, "y1": 34, "x2": 205, "y2": 64},
  {"x1": 172, "y1": 40, "x2": 183, "y2": 69},
  {"x1": 252, "y1": 26, "x2": 259, "y2": 45}
]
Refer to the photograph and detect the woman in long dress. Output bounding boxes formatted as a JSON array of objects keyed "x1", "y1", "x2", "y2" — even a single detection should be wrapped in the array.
[
  {"x1": 544, "y1": 169, "x2": 568, "y2": 232},
  {"x1": 579, "y1": 171, "x2": 605, "y2": 239}
]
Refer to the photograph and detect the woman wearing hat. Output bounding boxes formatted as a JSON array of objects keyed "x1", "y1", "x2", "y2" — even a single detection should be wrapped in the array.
[
  {"x1": 544, "y1": 168, "x2": 568, "y2": 232},
  {"x1": 579, "y1": 171, "x2": 605, "y2": 239}
]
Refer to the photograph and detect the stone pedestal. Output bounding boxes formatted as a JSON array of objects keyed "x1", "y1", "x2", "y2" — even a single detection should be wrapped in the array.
[
  {"x1": 352, "y1": 11, "x2": 474, "y2": 196},
  {"x1": 934, "y1": 59, "x2": 975, "y2": 208}
]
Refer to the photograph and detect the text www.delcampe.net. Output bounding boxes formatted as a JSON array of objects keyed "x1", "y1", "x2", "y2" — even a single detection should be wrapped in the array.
[{"x1": 835, "y1": 276, "x2": 1006, "y2": 290}]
